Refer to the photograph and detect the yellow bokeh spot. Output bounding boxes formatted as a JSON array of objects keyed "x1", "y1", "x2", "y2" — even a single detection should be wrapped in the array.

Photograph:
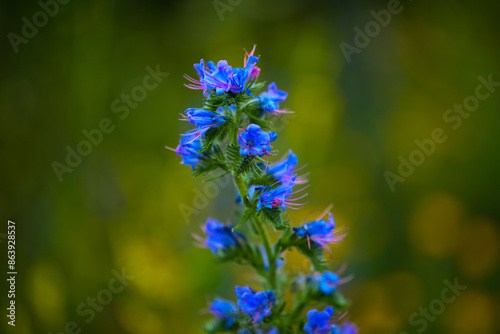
[
  {"x1": 28, "y1": 262, "x2": 66, "y2": 327},
  {"x1": 445, "y1": 289, "x2": 495, "y2": 334},
  {"x1": 409, "y1": 193, "x2": 464, "y2": 257},
  {"x1": 351, "y1": 282, "x2": 401, "y2": 332},
  {"x1": 457, "y1": 217, "x2": 500, "y2": 279},
  {"x1": 116, "y1": 300, "x2": 166, "y2": 334},
  {"x1": 383, "y1": 271, "x2": 425, "y2": 317},
  {"x1": 120, "y1": 239, "x2": 185, "y2": 302}
]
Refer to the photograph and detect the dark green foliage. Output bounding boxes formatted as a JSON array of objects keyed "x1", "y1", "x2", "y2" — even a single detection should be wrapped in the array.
[
  {"x1": 225, "y1": 144, "x2": 264, "y2": 179},
  {"x1": 193, "y1": 145, "x2": 227, "y2": 177},
  {"x1": 203, "y1": 90, "x2": 249, "y2": 111},
  {"x1": 258, "y1": 207, "x2": 289, "y2": 230},
  {"x1": 200, "y1": 119, "x2": 232, "y2": 153}
]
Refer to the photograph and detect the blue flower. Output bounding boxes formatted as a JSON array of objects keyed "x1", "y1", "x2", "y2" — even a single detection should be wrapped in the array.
[
  {"x1": 235, "y1": 286, "x2": 276, "y2": 323},
  {"x1": 257, "y1": 179, "x2": 295, "y2": 211},
  {"x1": 293, "y1": 212, "x2": 346, "y2": 249},
  {"x1": 209, "y1": 298, "x2": 238, "y2": 329},
  {"x1": 304, "y1": 307, "x2": 334, "y2": 334},
  {"x1": 319, "y1": 271, "x2": 340, "y2": 295},
  {"x1": 166, "y1": 130, "x2": 206, "y2": 170},
  {"x1": 330, "y1": 322, "x2": 359, "y2": 334},
  {"x1": 185, "y1": 48, "x2": 260, "y2": 96},
  {"x1": 194, "y1": 218, "x2": 243, "y2": 254},
  {"x1": 258, "y1": 82, "x2": 288, "y2": 114},
  {"x1": 267, "y1": 149, "x2": 300, "y2": 184},
  {"x1": 183, "y1": 108, "x2": 228, "y2": 137},
  {"x1": 256, "y1": 174, "x2": 308, "y2": 211},
  {"x1": 339, "y1": 322, "x2": 358, "y2": 334},
  {"x1": 238, "y1": 124, "x2": 277, "y2": 157}
]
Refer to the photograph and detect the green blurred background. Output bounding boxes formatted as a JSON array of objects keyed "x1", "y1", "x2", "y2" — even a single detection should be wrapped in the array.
[{"x1": 1, "y1": 0, "x2": 500, "y2": 333}]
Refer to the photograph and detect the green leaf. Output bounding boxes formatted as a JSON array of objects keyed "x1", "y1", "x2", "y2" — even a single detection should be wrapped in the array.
[
  {"x1": 259, "y1": 207, "x2": 289, "y2": 230},
  {"x1": 233, "y1": 207, "x2": 255, "y2": 230},
  {"x1": 193, "y1": 145, "x2": 227, "y2": 177},
  {"x1": 225, "y1": 144, "x2": 264, "y2": 179}
]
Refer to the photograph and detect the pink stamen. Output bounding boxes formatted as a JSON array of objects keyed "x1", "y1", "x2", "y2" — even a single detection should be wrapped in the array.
[
  {"x1": 338, "y1": 274, "x2": 354, "y2": 285},
  {"x1": 181, "y1": 131, "x2": 201, "y2": 144},
  {"x1": 271, "y1": 109, "x2": 294, "y2": 114},
  {"x1": 164, "y1": 145, "x2": 178, "y2": 152},
  {"x1": 184, "y1": 74, "x2": 202, "y2": 84},
  {"x1": 316, "y1": 204, "x2": 334, "y2": 222},
  {"x1": 295, "y1": 164, "x2": 309, "y2": 173},
  {"x1": 337, "y1": 263, "x2": 348, "y2": 276},
  {"x1": 290, "y1": 184, "x2": 311, "y2": 196}
]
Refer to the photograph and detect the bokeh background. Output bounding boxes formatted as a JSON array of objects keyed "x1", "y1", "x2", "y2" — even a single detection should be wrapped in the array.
[{"x1": 1, "y1": 0, "x2": 500, "y2": 333}]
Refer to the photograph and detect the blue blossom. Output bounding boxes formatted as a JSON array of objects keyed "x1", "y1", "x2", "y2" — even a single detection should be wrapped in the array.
[
  {"x1": 319, "y1": 271, "x2": 340, "y2": 295},
  {"x1": 184, "y1": 49, "x2": 259, "y2": 96},
  {"x1": 238, "y1": 124, "x2": 277, "y2": 157},
  {"x1": 209, "y1": 298, "x2": 238, "y2": 329},
  {"x1": 293, "y1": 212, "x2": 346, "y2": 250},
  {"x1": 235, "y1": 286, "x2": 276, "y2": 323},
  {"x1": 304, "y1": 307, "x2": 334, "y2": 334},
  {"x1": 331, "y1": 323, "x2": 359, "y2": 334},
  {"x1": 256, "y1": 175, "x2": 308, "y2": 211},
  {"x1": 258, "y1": 82, "x2": 288, "y2": 114},
  {"x1": 182, "y1": 108, "x2": 228, "y2": 137},
  {"x1": 266, "y1": 149, "x2": 311, "y2": 186},
  {"x1": 166, "y1": 130, "x2": 205, "y2": 170},
  {"x1": 194, "y1": 218, "x2": 243, "y2": 254},
  {"x1": 257, "y1": 179, "x2": 295, "y2": 211}
]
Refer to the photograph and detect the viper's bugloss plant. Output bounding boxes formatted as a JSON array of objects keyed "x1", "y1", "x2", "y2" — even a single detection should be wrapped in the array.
[{"x1": 167, "y1": 46, "x2": 358, "y2": 333}]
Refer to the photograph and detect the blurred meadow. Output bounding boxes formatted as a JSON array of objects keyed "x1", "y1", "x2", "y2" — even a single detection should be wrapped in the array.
[{"x1": 1, "y1": 0, "x2": 500, "y2": 333}]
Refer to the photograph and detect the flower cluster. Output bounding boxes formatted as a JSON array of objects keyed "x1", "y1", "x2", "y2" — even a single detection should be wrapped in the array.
[
  {"x1": 185, "y1": 46, "x2": 260, "y2": 96},
  {"x1": 167, "y1": 47, "x2": 357, "y2": 334}
]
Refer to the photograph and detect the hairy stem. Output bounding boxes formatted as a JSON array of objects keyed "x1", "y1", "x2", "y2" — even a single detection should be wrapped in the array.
[
  {"x1": 232, "y1": 104, "x2": 243, "y2": 144},
  {"x1": 233, "y1": 174, "x2": 276, "y2": 290}
]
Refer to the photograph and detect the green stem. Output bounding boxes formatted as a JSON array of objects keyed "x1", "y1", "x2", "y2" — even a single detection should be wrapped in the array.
[
  {"x1": 232, "y1": 105, "x2": 243, "y2": 144},
  {"x1": 234, "y1": 174, "x2": 276, "y2": 290}
]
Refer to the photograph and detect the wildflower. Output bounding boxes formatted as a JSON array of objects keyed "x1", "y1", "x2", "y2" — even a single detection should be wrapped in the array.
[
  {"x1": 209, "y1": 298, "x2": 238, "y2": 329},
  {"x1": 267, "y1": 149, "x2": 308, "y2": 185},
  {"x1": 258, "y1": 82, "x2": 289, "y2": 114},
  {"x1": 165, "y1": 130, "x2": 205, "y2": 170},
  {"x1": 184, "y1": 49, "x2": 259, "y2": 96},
  {"x1": 181, "y1": 108, "x2": 228, "y2": 137},
  {"x1": 318, "y1": 271, "x2": 340, "y2": 295},
  {"x1": 235, "y1": 286, "x2": 276, "y2": 323},
  {"x1": 193, "y1": 218, "x2": 244, "y2": 254},
  {"x1": 293, "y1": 211, "x2": 346, "y2": 251},
  {"x1": 257, "y1": 175, "x2": 309, "y2": 211},
  {"x1": 304, "y1": 307, "x2": 335, "y2": 334},
  {"x1": 238, "y1": 124, "x2": 277, "y2": 157},
  {"x1": 330, "y1": 322, "x2": 359, "y2": 334}
]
